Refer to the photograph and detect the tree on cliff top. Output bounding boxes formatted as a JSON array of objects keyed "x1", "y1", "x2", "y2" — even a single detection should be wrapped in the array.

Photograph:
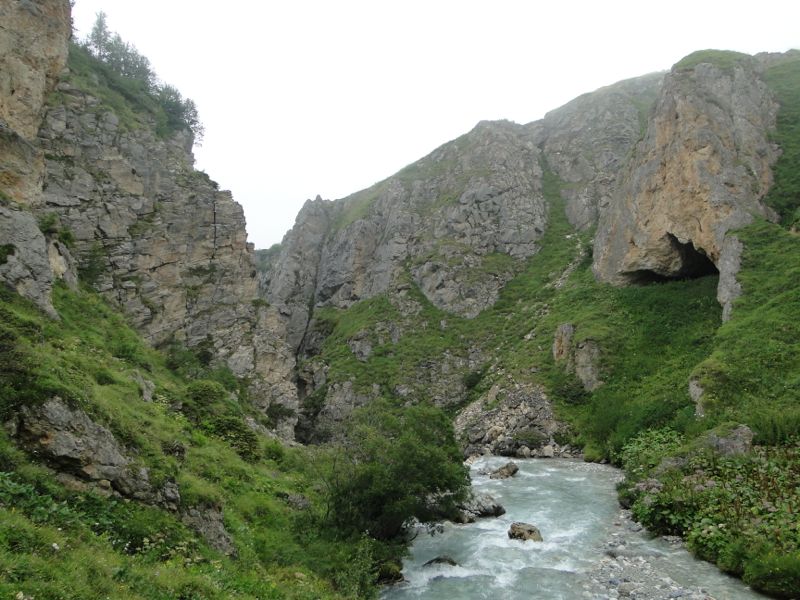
[{"x1": 82, "y1": 12, "x2": 203, "y2": 143}]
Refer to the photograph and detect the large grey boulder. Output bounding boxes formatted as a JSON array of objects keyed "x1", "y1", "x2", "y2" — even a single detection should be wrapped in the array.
[
  {"x1": 489, "y1": 461, "x2": 519, "y2": 479},
  {"x1": 8, "y1": 397, "x2": 162, "y2": 502},
  {"x1": 0, "y1": 207, "x2": 56, "y2": 317},
  {"x1": 508, "y1": 522, "x2": 543, "y2": 542},
  {"x1": 705, "y1": 425, "x2": 753, "y2": 456},
  {"x1": 457, "y1": 493, "x2": 506, "y2": 522}
]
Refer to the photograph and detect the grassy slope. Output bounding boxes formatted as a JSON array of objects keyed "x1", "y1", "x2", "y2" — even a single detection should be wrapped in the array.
[
  {"x1": 762, "y1": 55, "x2": 800, "y2": 226},
  {"x1": 0, "y1": 284, "x2": 380, "y2": 599}
]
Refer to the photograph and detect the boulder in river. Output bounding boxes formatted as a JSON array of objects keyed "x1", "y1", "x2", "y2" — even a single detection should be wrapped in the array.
[
  {"x1": 489, "y1": 461, "x2": 519, "y2": 479},
  {"x1": 508, "y1": 522, "x2": 543, "y2": 542},
  {"x1": 457, "y1": 492, "x2": 506, "y2": 522},
  {"x1": 423, "y1": 555, "x2": 458, "y2": 567}
]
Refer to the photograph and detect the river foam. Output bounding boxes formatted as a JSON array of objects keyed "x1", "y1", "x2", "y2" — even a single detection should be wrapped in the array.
[{"x1": 382, "y1": 457, "x2": 765, "y2": 600}]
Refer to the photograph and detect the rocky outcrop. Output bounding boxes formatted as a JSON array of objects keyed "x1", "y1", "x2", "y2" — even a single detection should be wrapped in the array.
[
  {"x1": 0, "y1": 0, "x2": 71, "y2": 143},
  {"x1": 456, "y1": 382, "x2": 562, "y2": 458},
  {"x1": 705, "y1": 424, "x2": 753, "y2": 456},
  {"x1": 593, "y1": 54, "x2": 779, "y2": 317},
  {"x1": 489, "y1": 461, "x2": 519, "y2": 479},
  {"x1": 552, "y1": 323, "x2": 603, "y2": 391},
  {"x1": 265, "y1": 121, "x2": 547, "y2": 329},
  {"x1": 180, "y1": 506, "x2": 236, "y2": 556},
  {"x1": 33, "y1": 76, "x2": 298, "y2": 434},
  {"x1": 423, "y1": 555, "x2": 458, "y2": 567},
  {"x1": 5, "y1": 397, "x2": 179, "y2": 508},
  {"x1": 261, "y1": 75, "x2": 664, "y2": 441},
  {"x1": 457, "y1": 492, "x2": 506, "y2": 523},
  {"x1": 0, "y1": 207, "x2": 57, "y2": 317},
  {"x1": 539, "y1": 73, "x2": 664, "y2": 230},
  {"x1": 0, "y1": 0, "x2": 71, "y2": 315}
]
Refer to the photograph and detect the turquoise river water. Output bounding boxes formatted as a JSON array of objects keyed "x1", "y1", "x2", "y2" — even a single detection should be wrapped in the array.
[{"x1": 382, "y1": 457, "x2": 765, "y2": 600}]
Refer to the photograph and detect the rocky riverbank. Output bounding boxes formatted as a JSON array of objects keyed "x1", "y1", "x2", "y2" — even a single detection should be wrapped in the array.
[{"x1": 582, "y1": 508, "x2": 764, "y2": 600}]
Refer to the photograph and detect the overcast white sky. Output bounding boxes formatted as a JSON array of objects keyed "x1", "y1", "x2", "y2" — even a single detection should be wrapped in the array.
[{"x1": 71, "y1": 1, "x2": 800, "y2": 249}]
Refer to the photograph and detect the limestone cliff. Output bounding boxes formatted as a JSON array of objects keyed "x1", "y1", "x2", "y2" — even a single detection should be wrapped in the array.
[
  {"x1": 31, "y1": 63, "x2": 298, "y2": 432},
  {"x1": 538, "y1": 73, "x2": 663, "y2": 230},
  {"x1": 593, "y1": 52, "x2": 780, "y2": 320},
  {"x1": 0, "y1": 0, "x2": 71, "y2": 316},
  {"x1": 0, "y1": 9, "x2": 296, "y2": 435}
]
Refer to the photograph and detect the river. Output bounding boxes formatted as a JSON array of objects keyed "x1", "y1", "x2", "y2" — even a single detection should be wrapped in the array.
[{"x1": 382, "y1": 456, "x2": 765, "y2": 600}]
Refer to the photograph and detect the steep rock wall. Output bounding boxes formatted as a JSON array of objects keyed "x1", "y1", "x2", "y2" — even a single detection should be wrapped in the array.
[
  {"x1": 32, "y1": 64, "x2": 297, "y2": 433},
  {"x1": 267, "y1": 120, "x2": 547, "y2": 329},
  {"x1": 539, "y1": 73, "x2": 663, "y2": 230},
  {"x1": 261, "y1": 77, "x2": 663, "y2": 440},
  {"x1": 0, "y1": 0, "x2": 71, "y2": 316},
  {"x1": 593, "y1": 55, "x2": 779, "y2": 318}
]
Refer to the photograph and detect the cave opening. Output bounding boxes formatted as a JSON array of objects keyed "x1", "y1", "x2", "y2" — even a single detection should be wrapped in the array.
[{"x1": 624, "y1": 233, "x2": 719, "y2": 285}]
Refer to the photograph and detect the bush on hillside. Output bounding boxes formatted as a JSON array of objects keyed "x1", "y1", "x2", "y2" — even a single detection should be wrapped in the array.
[{"x1": 323, "y1": 400, "x2": 469, "y2": 540}]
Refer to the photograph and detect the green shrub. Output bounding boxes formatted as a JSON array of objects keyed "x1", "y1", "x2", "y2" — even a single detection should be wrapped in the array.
[
  {"x1": 57, "y1": 227, "x2": 75, "y2": 248},
  {"x1": 462, "y1": 367, "x2": 485, "y2": 391},
  {"x1": 77, "y1": 241, "x2": 107, "y2": 286},
  {"x1": 37, "y1": 212, "x2": 59, "y2": 235},
  {"x1": 618, "y1": 428, "x2": 684, "y2": 474},
  {"x1": 265, "y1": 402, "x2": 295, "y2": 427},
  {"x1": 744, "y1": 552, "x2": 800, "y2": 598},
  {"x1": 0, "y1": 243, "x2": 14, "y2": 265},
  {"x1": 512, "y1": 427, "x2": 548, "y2": 449},
  {"x1": 323, "y1": 400, "x2": 468, "y2": 540},
  {"x1": 205, "y1": 415, "x2": 260, "y2": 462}
]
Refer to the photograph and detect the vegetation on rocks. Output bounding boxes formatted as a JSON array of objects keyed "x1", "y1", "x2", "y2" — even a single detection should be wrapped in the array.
[
  {"x1": 298, "y1": 81, "x2": 800, "y2": 594},
  {"x1": 762, "y1": 53, "x2": 800, "y2": 226},
  {"x1": 673, "y1": 49, "x2": 751, "y2": 73},
  {"x1": 68, "y1": 12, "x2": 203, "y2": 142},
  {"x1": 0, "y1": 283, "x2": 467, "y2": 598},
  {"x1": 4, "y1": 12, "x2": 800, "y2": 595}
]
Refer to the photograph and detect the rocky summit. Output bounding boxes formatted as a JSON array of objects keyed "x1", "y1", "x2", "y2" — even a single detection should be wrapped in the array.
[{"x1": 1, "y1": 2, "x2": 799, "y2": 597}]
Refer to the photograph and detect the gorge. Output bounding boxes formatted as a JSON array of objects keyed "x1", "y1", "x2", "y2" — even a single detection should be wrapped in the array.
[{"x1": 1, "y1": 1, "x2": 799, "y2": 598}]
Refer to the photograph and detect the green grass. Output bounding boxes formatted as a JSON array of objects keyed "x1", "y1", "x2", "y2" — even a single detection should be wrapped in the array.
[
  {"x1": 673, "y1": 49, "x2": 751, "y2": 73},
  {"x1": 763, "y1": 55, "x2": 800, "y2": 226},
  {"x1": 693, "y1": 220, "x2": 800, "y2": 441},
  {"x1": 0, "y1": 283, "x2": 387, "y2": 598}
]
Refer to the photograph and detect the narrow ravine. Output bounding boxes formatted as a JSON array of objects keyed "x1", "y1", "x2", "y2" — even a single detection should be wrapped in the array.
[{"x1": 383, "y1": 457, "x2": 766, "y2": 600}]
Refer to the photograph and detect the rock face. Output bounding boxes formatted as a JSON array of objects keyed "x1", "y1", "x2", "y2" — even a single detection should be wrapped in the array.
[
  {"x1": 593, "y1": 55, "x2": 779, "y2": 320},
  {"x1": 266, "y1": 121, "x2": 547, "y2": 327},
  {"x1": 180, "y1": 506, "x2": 236, "y2": 556},
  {"x1": 539, "y1": 73, "x2": 664, "y2": 230},
  {"x1": 0, "y1": 0, "x2": 71, "y2": 315},
  {"x1": 552, "y1": 323, "x2": 603, "y2": 391},
  {"x1": 6, "y1": 397, "x2": 179, "y2": 507},
  {"x1": 0, "y1": 207, "x2": 58, "y2": 317},
  {"x1": 32, "y1": 76, "x2": 297, "y2": 433},
  {"x1": 0, "y1": 0, "x2": 296, "y2": 436},
  {"x1": 0, "y1": 0, "x2": 71, "y2": 142},
  {"x1": 258, "y1": 75, "x2": 663, "y2": 441}
]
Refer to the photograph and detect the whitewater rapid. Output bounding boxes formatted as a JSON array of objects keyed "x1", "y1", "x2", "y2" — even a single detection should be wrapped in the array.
[{"x1": 382, "y1": 457, "x2": 765, "y2": 600}]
